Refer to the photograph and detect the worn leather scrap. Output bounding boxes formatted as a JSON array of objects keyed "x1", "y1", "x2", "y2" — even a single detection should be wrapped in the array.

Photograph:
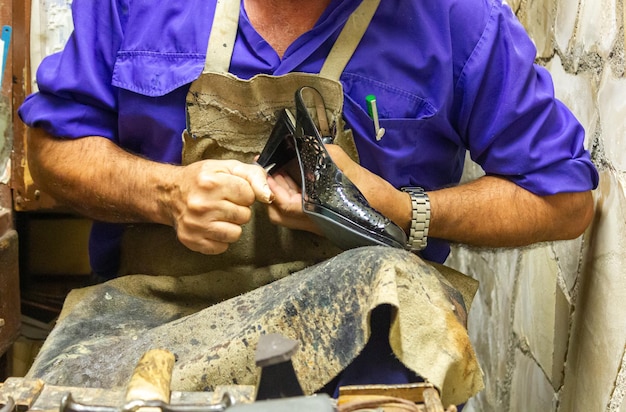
[{"x1": 27, "y1": 247, "x2": 483, "y2": 406}]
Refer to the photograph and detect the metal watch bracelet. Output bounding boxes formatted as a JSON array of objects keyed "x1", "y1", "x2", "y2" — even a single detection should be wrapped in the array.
[{"x1": 401, "y1": 187, "x2": 431, "y2": 251}]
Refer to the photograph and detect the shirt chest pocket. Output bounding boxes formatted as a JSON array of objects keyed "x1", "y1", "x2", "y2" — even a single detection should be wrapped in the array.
[
  {"x1": 112, "y1": 51, "x2": 205, "y2": 97},
  {"x1": 342, "y1": 72, "x2": 437, "y2": 124},
  {"x1": 341, "y1": 73, "x2": 465, "y2": 189}
]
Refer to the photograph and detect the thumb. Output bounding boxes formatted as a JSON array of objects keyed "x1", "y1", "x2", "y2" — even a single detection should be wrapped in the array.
[{"x1": 229, "y1": 161, "x2": 275, "y2": 204}]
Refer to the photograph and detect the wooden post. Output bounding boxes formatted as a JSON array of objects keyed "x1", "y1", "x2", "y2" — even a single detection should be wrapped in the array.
[
  {"x1": 0, "y1": 0, "x2": 21, "y2": 369},
  {"x1": 10, "y1": 0, "x2": 60, "y2": 211}
]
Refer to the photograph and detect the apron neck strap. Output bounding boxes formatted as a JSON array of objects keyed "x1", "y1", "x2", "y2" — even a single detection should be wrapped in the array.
[
  {"x1": 203, "y1": 0, "x2": 381, "y2": 80},
  {"x1": 319, "y1": 0, "x2": 380, "y2": 80},
  {"x1": 204, "y1": 0, "x2": 241, "y2": 73}
]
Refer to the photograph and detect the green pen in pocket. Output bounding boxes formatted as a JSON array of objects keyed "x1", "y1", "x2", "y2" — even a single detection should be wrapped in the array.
[{"x1": 365, "y1": 94, "x2": 385, "y2": 140}]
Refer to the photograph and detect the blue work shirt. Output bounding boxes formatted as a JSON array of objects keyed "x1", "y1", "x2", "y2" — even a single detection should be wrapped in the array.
[{"x1": 19, "y1": 0, "x2": 599, "y2": 275}]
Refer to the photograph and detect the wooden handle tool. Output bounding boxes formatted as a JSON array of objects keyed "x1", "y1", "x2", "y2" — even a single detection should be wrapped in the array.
[{"x1": 125, "y1": 349, "x2": 175, "y2": 409}]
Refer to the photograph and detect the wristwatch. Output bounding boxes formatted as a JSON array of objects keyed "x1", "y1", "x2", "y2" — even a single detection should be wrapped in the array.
[{"x1": 401, "y1": 187, "x2": 431, "y2": 251}]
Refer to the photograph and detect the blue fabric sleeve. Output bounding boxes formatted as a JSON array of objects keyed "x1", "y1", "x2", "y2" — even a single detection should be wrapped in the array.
[
  {"x1": 18, "y1": 0, "x2": 128, "y2": 141},
  {"x1": 454, "y1": 0, "x2": 598, "y2": 195}
]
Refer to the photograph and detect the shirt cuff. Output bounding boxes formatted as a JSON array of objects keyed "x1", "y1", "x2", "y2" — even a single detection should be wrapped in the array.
[
  {"x1": 19, "y1": 92, "x2": 118, "y2": 141},
  {"x1": 502, "y1": 155, "x2": 599, "y2": 196}
]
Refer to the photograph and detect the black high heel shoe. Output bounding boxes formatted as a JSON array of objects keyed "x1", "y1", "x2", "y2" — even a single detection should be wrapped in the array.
[{"x1": 291, "y1": 86, "x2": 407, "y2": 250}]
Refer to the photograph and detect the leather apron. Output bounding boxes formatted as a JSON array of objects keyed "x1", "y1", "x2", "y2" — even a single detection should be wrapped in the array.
[{"x1": 117, "y1": 0, "x2": 381, "y2": 295}]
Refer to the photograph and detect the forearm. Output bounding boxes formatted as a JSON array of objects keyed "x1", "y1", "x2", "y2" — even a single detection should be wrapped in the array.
[
  {"x1": 319, "y1": 145, "x2": 595, "y2": 248},
  {"x1": 27, "y1": 128, "x2": 179, "y2": 225},
  {"x1": 27, "y1": 127, "x2": 274, "y2": 256},
  {"x1": 414, "y1": 176, "x2": 593, "y2": 247},
  {"x1": 355, "y1": 170, "x2": 593, "y2": 248}
]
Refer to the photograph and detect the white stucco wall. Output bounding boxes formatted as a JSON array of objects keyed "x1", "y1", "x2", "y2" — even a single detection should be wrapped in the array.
[{"x1": 446, "y1": 0, "x2": 626, "y2": 410}]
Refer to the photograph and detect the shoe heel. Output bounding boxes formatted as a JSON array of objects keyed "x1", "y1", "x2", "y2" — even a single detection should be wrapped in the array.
[{"x1": 257, "y1": 108, "x2": 298, "y2": 175}]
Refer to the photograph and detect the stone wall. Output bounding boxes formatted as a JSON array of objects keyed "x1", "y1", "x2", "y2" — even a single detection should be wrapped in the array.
[{"x1": 446, "y1": 0, "x2": 626, "y2": 410}]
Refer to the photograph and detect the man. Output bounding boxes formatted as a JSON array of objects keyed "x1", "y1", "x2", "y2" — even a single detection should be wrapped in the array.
[{"x1": 18, "y1": 0, "x2": 598, "y2": 406}]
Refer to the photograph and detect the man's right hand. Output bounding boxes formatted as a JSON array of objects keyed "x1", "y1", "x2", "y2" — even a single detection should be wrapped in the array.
[
  {"x1": 27, "y1": 129, "x2": 274, "y2": 255},
  {"x1": 169, "y1": 160, "x2": 274, "y2": 254}
]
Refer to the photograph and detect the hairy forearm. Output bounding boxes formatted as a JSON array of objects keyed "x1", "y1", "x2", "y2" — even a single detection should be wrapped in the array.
[
  {"x1": 425, "y1": 175, "x2": 594, "y2": 247},
  {"x1": 27, "y1": 128, "x2": 274, "y2": 255},
  {"x1": 27, "y1": 128, "x2": 178, "y2": 225},
  {"x1": 350, "y1": 164, "x2": 594, "y2": 248},
  {"x1": 326, "y1": 144, "x2": 594, "y2": 248}
]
